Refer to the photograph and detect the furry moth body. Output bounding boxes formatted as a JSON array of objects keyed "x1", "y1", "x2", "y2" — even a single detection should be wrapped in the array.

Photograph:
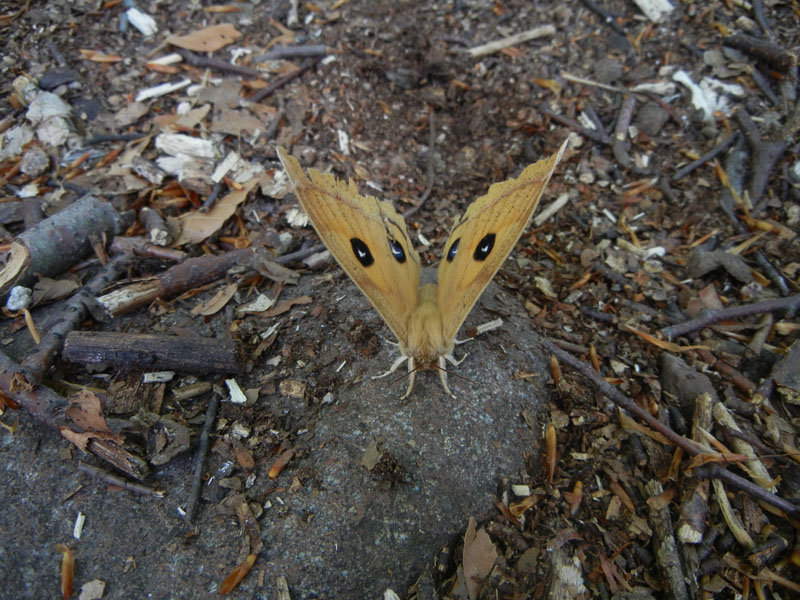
[{"x1": 277, "y1": 139, "x2": 567, "y2": 398}]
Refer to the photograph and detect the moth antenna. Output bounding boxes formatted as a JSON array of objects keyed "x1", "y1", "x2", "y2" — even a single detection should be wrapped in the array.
[
  {"x1": 381, "y1": 365, "x2": 422, "y2": 392},
  {"x1": 433, "y1": 363, "x2": 475, "y2": 386}
]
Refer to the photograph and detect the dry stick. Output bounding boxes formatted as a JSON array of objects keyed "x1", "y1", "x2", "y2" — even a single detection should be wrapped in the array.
[
  {"x1": 724, "y1": 34, "x2": 793, "y2": 72},
  {"x1": 175, "y1": 48, "x2": 262, "y2": 78},
  {"x1": 20, "y1": 254, "x2": 131, "y2": 383},
  {"x1": 98, "y1": 244, "x2": 316, "y2": 317},
  {"x1": 260, "y1": 44, "x2": 328, "y2": 60},
  {"x1": 185, "y1": 390, "x2": 221, "y2": 522},
  {"x1": 541, "y1": 107, "x2": 610, "y2": 145},
  {"x1": 250, "y1": 56, "x2": 323, "y2": 103},
  {"x1": 86, "y1": 132, "x2": 147, "y2": 145},
  {"x1": 582, "y1": 103, "x2": 609, "y2": 141},
  {"x1": 78, "y1": 462, "x2": 163, "y2": 497},
  {"x1": 696, "y1": 348, "x2": 756, "y2": 393},
  {"x1": 734, "y1": 109, "x2": 789, "y2": 216},
  {"x1": 541, "y1": 340, "x2": 800, "y2": 517},
  {"x1": 672, "y1": 133, "x2": 739, "y2": 182},
  {"x1": 200, "y1": 181, "x2": 224, "y2": 212},
  {"x1": 403, "y1": 110, "x2": 436, "y2": 219},
  {"x1": 277, "y1": 242, "x2": 326, "y2": 265},
  {"x1": 660, "y1": 294, "x2": 800, "y2": 340},
  {"x1": 748, "y1": 67, "x2": 781, "y2": 107},
  {"x1": 612, "y1": 95, "x2": 651, "y2": 174}
]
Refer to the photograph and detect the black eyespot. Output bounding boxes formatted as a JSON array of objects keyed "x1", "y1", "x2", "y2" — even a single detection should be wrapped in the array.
[
  {"x1": 446, "y1": 238, "x2": 460, "y2": 262},
  {"x1": 473, "y1": 233, "x2": 495, "y2": 261},
  {"x1": 350, "y1": 238, "x2": 374, "y2": 267},
  {"x1": 389, "y1": 239, "x2": 406, "y2": 263}
]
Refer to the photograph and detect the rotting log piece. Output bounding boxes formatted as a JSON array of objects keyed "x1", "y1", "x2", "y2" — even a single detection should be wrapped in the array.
[{"x1": 0, "y1": 195, "x2": 131, "y2": 296}]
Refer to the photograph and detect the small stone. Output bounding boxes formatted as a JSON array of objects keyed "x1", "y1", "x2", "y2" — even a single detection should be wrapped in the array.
[
  {"x1": 20, "y1": 146, "x2": 50, "y2": 176},
  {"x1": 635, "y1": 101, "x2": 669, "y2": 137},
  {"x1": 594, "y1": 58, "x2": 624, "y2": 84}
]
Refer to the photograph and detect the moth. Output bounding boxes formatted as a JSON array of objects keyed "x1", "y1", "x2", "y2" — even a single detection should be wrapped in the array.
[{"x1": 277, "y1": 139, "x2": 567, "y2": 398}]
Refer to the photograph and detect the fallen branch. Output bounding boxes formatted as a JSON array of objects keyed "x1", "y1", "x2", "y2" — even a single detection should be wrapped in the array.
[
  {"x1": 175, "y1": 48, "x2": 262, "y2": 78},
  {"x1": 249, "y1": 56, "x2": 323, "y2": 103},
  {"x1": 0, "y1": 349, "x2": 149, "y2": 479},
  {"x1": 0, "y1": 195, "x2": 130, "y2": 296},
  {"x1": 466, "y1": 24, "x2": 555, "y2": 58},
  {"x1": 660, "y1": 294, "x2": 800, "y2": 340},
  {"x1": 97, "y1": 246, "x2": 271, "y2": 317},
  {"x1": 541, "y1": 107, "x2": 610, "y2": 145},
  {"x1": 20, "y1": 254, "x2": 131, "y2": 383},
  {"x1": 672, "y1": 133, "x2": 739, "y2": 182},
  {"x1": 612, "y1": 95, "x2": 650, "y2": 174},
  {"x1": 78, "y1": 462, "x2": 164, "y2": 497},
  {"x1": 184, "y1": 389, "x2": 221, "y2": 521},
  {"x1": 724, "y1": 33, "x2": 792, "y2": 73},
  {"x1": 734, "y1": 109, "x2": 788, "y2": 216},
  {"x1": 63, "y1": 331, "x2": 242, "y2": 375}
]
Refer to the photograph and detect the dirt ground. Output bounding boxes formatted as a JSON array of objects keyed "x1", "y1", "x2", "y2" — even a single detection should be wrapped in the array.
[{"x1": 1, "y1": 0, "x2": 799, "y2": 598}]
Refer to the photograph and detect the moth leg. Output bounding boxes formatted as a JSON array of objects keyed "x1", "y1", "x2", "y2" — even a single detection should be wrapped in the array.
[
  {"x1": 400, "y1": 358, "x2": 416, "y2": 400},
  {"x1": 437, "y1": 356, "x2": 456, "y2": 399},
  {"x1": 444, "y1": 352, "x2": 468, "y2": 367},
  {"x1": 454, "y1": 318, "x2": 503, "y2": 345},
  {"x1": 372, "y1": 354, "x2": 407, "y2": 380}
]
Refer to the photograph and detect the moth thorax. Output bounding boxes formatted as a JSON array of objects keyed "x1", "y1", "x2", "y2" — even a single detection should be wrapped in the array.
[{"x1": 405, "y1": 284, "x2": 450, "y2": 366}]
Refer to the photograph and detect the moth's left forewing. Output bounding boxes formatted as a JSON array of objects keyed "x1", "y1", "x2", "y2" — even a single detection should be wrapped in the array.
[
  {"x1": 277, "y1": 148, "x2": 422, "y2": 347},
  {"x1": 436, "y1": 139, "x2": 568, "y2": 343}
]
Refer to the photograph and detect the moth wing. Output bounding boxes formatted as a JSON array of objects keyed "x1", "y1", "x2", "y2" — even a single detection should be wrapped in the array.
[
  {"x1": 277, "y1": 148, "x2": 421, "y2": 345},
  {"x1": 436, "y1": 139, "x2": 567, "y2": 343}
]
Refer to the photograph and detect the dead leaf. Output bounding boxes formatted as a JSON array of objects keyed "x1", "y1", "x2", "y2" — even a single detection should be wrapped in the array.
[
  {"x1": 219, "y1": 553, "x2": 256, "y2": 595},
  {"x1": 618, "y1": 409, "x2": 674, "y2": 446},
  {"x1": 531, "y1": 78, "x2": 562, "y2": 95},
  {"x1": 32, "y1": 276, "x2": 80, "y2": 306},
  {"x1": 210, "y1": 108, "x2": 267, "y2": 136},
  {"x1": 625, "y1": 324, "x2": 708, "y2": 352},
  {"x1": 268, "y1": 448, "x2": 295, "y2": 479},
  {"x1": 173, "y1": 178, "x2": 258, "y2": 245},
  {"x1": 608, "y1": 478, "x2": 636, "y2": 513},
  {"x1": 646, "y1": 487, "x2": 675, "y2": 511},
  {"x1": 191, "y1": 282, "x2": 238, "y2": 316},
  {"x1": 687, "y1": 451, "x2": 748, "y2": 470},
  {"x1": 463, "y1": 517, "x2": 497, "y2": 600},
  {"x1": 258, "y1": 295, "x2": 312, "y2": 317},
  {"x1": 509, "y1": 492, "x2": 544, "y2": 518},
  {"x1": 545, "y1": 422, "x2": 557, "y2": 483},
  {"x1": 66, "y1": 390, "x2": 115, "y2": 434},
  {"x1": 253, "y1": 259, "x2": 300, "y2": 285},
  {"x1": 168, "y1": 23, "x2": 241, "y2": 52},
  {"x1": 56, "y1": 544, "x2": 74, "y2": 600}
]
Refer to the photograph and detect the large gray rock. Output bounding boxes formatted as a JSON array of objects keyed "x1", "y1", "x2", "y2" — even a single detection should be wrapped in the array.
[{"x1": 256, "y1": 279, "x2": 549, "y2": 598}]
